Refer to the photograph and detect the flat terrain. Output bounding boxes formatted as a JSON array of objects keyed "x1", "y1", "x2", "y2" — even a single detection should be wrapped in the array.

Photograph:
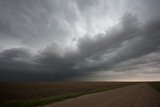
[
  {"x1": 0, "y1": 82, "x2": 135, "y2": 107},
  {"x1": 41, "y1": 83, "x2": 160, "y2": 107},
  {"x1": 0, "y1": 82, "x2": 134, "y2": 101}
]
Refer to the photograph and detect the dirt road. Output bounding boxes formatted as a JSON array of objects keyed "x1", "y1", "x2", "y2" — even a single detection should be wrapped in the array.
[{"x1": 40, "y1": 83, "x2": 160, "y2": 107}]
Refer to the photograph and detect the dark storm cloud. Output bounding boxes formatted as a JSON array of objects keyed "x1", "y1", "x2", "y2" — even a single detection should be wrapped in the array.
[
  {"x1": 0, "y1": 48, "x2": 33, "y2": 72},
  {"x1": 0, "y1": 0, "x2": 160, "y2": 81},
  {"x1": 1, "y1": 12, "x2": 160, "y2": 81},
  {"x1": 72, "y1": 13, "x2": 160, "y2": 72}
]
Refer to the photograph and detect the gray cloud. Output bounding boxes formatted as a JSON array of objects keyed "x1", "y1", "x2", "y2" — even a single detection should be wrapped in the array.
[
  {"x1": 0, "y1": 0, "x2": 160, "y2": 81},
  {"x1": 1, "y1": 12, "x2": 160, "y2": 81},
  {"x1": 73, "y1": 13, "x2": 160, "y2": 72},
  {"x1": 0, "y1": 0, "x2": 79, "y2": 49}
]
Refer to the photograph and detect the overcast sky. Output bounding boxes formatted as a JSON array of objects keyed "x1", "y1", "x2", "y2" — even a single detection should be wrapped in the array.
[{"x1": 0, "y1": 0, "x2": 160, "y2": 81}]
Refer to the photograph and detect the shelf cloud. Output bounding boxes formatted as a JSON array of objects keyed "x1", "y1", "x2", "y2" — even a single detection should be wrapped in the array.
[{"x1": 0, "y1": 0, "x2": 160, "y2": 81}]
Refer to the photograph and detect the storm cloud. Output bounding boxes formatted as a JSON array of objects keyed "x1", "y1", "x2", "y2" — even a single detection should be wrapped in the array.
[{"x1": 0, "y1": 0, "x2": 160, "y2": 81}]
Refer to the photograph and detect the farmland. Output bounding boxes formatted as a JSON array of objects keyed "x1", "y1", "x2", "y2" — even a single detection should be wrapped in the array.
[
  {"x1": 149, "y1": 82, "x2": 160, "y2": 92},
  {"x1": 0, "y1": 82, "x2": 135, "y2": 107},
  {"x1": 41, "y1": 83, "x2": 160, "y2": 107}
]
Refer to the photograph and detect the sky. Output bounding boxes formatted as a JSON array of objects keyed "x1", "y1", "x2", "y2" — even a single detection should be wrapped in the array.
[{"x1": 0, "y1": 0, "x2": 160, "y2": 81}]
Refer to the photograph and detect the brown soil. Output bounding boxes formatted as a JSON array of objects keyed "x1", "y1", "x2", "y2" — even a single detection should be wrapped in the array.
[
  {"x1": 0, "y1": 82, "x2": 134, "y2": 101},
  {"x1": 40, "y1": 83, "x2": 160, "y2": 107}
]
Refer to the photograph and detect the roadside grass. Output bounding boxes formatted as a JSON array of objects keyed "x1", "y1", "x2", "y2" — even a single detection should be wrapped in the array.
[
  {"x1": 149, "y1": 82, "x2": 160, "y2": 92},
  {"x1": 0, "y1": 85, "x2": 126, "y2": 107}
]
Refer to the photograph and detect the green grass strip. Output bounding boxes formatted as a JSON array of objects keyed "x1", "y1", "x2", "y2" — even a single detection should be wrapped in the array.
[{"x1": 149, "y1": 82, "x2": 160, "y2": 92}]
